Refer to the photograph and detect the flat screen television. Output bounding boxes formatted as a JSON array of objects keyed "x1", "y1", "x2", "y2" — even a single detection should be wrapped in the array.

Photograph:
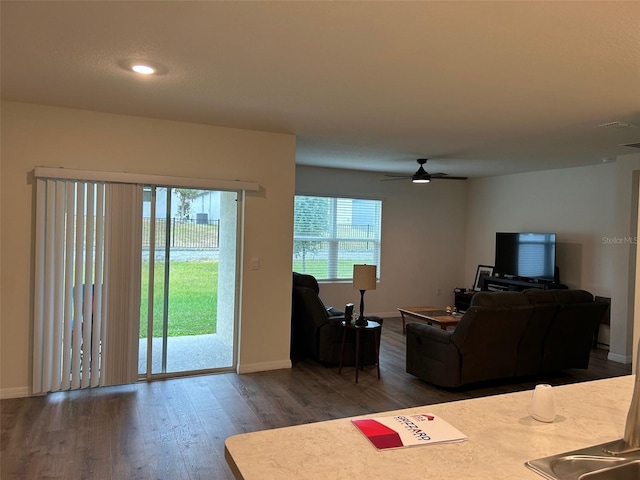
[{"x1": 494, "y1": 232, "x2": 557, "y2": 282}]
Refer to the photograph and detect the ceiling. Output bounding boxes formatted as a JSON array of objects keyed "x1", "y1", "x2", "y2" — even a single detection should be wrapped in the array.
[{"x1": 2, "y1": 1, "x2": 639, "y2": 178}]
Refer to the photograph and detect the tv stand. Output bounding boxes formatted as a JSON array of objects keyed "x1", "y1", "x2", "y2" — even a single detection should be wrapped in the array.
[{"x1": 480, "y1": 276, "x2": 567, "y2": 292}]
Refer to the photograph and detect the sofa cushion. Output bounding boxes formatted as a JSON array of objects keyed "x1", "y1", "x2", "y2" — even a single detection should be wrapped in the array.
[
  {"x1": 522, "y1": 289, "x2": 556, "y2": 305},
  {"x1": 541, "y1": 289, "x2": 604, "y2": 371},
  {"x1": 517, "y1": 289, "x2": 558, "y2": 376},
  {"x1": 550, "y1": 289, "x2": 594, "y2": 304},
  {"x1": 470, "y1": 291, "x2": 530, "y2": 307},
  {"x1": 452, "y1": 297, "x2": 533, "y2": 385}
]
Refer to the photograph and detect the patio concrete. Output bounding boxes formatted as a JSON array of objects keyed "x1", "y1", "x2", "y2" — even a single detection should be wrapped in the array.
[{"x1": 138, "y1": 333, "x2": 234, "y2": 375}]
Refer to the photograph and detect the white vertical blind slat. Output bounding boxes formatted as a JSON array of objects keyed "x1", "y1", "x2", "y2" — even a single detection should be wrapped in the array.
[
  {"x1": 42, "y1": 183, "x2": 57, "y2": 392},
  {"x1": 51, "y1": 181, "x2": 66, "y2": 391},
  {"x1": 32, "y1": 179, "x2": 47, "y2": 394},
  {"x1": 100, "y1": 186, "x2": 111, "y2": 387},
  {"x1": 71, "y1": 182, "x2": 85, "y2": 390},
  {"x1": 61, "y1": 183, "x2": 75, "y2": 390},
  {"x1": 82, "y1": 183, "x2": 95, "y2": 389},
  {"x1": 92, "y1": 184, "x2": 105, "y2": 388}
]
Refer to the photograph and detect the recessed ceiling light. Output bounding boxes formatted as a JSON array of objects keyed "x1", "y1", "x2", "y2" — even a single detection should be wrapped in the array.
[
  {"x1": 118, "y1": 59, "x2": 167, "y2": 75},
  {"x1": 131, "y1": 64, "x2": 155, "y2": 75}
]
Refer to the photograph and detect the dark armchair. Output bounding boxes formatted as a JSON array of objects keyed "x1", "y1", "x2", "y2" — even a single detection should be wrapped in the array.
[{"x1": 291, "y1": 272, "x2": 380, "y2": 366}]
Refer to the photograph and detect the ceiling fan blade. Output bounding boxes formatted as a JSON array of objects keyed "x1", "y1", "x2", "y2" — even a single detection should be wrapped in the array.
[
  {"x1": 381, "y1": 159, "x2": 468, "y2": 182},
  {"x1": 430, "y1": 175, "x2": 468, "y2": 180},
  {"x1": 380, "y1": 176, "x2": 412, "y2": 181}
]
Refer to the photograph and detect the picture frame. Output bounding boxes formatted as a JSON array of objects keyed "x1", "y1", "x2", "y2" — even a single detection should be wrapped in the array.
[{"x1": 473, "y1": 265, "x2": 494, "y2": 291}]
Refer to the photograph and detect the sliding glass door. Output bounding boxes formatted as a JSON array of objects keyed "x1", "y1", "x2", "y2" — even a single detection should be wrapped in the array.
[{"x1": 139, "y1": 186, "x2": 238, "y2": 377}]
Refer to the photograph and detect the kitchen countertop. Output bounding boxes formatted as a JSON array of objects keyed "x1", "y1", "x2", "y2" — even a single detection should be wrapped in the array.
[{"x1": 224, "y1": 375, "x2": 634, "y2": 480}]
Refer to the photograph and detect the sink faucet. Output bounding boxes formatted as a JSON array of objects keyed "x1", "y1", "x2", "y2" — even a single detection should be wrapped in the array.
[{"x1": 623, "y1": 338, "x2": 640, "y2": 448}]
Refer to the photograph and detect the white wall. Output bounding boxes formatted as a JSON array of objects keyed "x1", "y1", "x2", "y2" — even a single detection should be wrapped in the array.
[
  {"x1": 295, "y1": 165, "x2": 468, "y2": 316},
  {"x1": 465, "y1": 163, "x2": 616, "y2": 293},
  {"x1": 0, "y1": 101, "x2": 296, "y2": 397},
  {"x1": 613, "y1": 154, "x2": 640, "y2": 365},
  {"x1": 464, "y1": 161, "x2": 635, "y2": 358}
]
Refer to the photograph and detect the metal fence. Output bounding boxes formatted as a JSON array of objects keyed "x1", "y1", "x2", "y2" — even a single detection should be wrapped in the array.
[
  {"x1": 294, "y1": 224, "x2": 377, "y2": 249},
  {"x1": 294, "y1": 224, "x2": 379, "y2": 254},
  {"x1": 337, "y1": 224, "x2": 376, "y2": 250},
  {"x1": 142, "y1": 217, "x2": 220, "y2": 249}
]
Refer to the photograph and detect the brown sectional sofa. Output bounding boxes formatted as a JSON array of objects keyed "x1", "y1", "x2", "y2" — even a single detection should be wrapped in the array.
[{"x1": 405, "y1": 289, "x2": 608, "y2": 387}]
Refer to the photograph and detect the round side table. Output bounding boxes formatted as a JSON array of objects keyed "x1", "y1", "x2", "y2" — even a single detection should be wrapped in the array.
[{"x1": 338, "y1": 320, "x2": 381, "y2": 383}]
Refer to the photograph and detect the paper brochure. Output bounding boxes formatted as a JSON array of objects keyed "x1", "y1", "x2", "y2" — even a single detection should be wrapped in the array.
[{"x1": 352, "y1": 413, "x2": 467, "y2": 450}]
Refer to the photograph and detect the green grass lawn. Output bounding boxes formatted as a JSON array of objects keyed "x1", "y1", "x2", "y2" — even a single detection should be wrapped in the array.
[
  {"x1": 292, "y1": 259, "x2": 362, "y2": 278},
  {"x1": 140, "y1": 258, "x2": 362, "y2": 338},
  {"x1": 140, "y1": 260, "x2": 218, "y2": 338}
]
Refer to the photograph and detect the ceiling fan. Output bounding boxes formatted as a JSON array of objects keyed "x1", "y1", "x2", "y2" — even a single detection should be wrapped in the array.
[{"x1": 382, "y1": 159, "x2": 468, "y2": 183}]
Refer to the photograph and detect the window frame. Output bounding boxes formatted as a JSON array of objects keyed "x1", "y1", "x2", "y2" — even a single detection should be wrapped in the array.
[{"x1": 293, "y1": 194, "x2": 382, "y2": 282}]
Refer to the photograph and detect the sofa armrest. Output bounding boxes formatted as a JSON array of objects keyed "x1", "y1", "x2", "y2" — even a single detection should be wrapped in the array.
[
  {"x1": 326, "y1": 306, "x2": 345, "y2": 317},
  {"x1": 405, "y1": 322, "x2": 453, "y2": 344},
  {"x1": 405, "y1": 322, "x2": 461, "y2": 387},
  {"x1": 327, "y1": 315, "x2": 346, "y2": 327}
]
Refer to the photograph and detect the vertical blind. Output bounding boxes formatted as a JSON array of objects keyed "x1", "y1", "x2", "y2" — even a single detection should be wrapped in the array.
[
  {"x1": 102, "y1": 183, "x2": 143, "y2": 386},
  {"x1": 33, "y1": 178, "x2": 142, "y2": 394},
  {"x1": 33, "y1": 179, "x2": 107, "y2": 392}
]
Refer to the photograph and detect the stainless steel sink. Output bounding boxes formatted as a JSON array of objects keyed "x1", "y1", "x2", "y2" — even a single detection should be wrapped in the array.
[
  {"x1": 526, "y1": 440, "x2": 640, "y2": 480},
  {"x1": 528, "y1": 340, "x2": 640, "y2": 479},
  {"x1": 579, "y1": 460, "x2": 640, "y2": 480}
]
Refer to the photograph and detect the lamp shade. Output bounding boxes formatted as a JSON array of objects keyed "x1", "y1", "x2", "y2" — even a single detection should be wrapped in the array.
[{"x1": 353, "y1": 264, "x2": 377, "y2": 291}]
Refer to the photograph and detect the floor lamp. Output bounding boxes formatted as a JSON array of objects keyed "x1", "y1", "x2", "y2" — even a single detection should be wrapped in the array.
[{"x1": 353, "y1": 264, "x2": 377, "y2": 326}]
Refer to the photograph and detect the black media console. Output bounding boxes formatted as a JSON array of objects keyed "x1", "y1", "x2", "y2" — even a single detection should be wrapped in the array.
[
  {"x1": 480, "y1": 276, "x2": 567, "y2": 292},
  {"x1": 453, "y1": 291, "x2": 475, "y2": 312}
]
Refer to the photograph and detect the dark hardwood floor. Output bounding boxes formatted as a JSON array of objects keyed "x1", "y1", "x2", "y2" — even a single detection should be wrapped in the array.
[{"x1": 1, "y1": 317, "x2": 631, "y2": 479}]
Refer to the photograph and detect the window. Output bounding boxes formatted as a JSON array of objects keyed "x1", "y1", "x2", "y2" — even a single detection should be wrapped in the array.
[{"x1": 293, "y1": 195, "x2": 382, "y2": 281}]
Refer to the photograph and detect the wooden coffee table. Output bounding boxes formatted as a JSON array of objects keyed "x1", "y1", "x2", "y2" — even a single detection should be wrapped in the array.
[{"x1": 398, "y1": 306, "x2": 462, "y2": 334}]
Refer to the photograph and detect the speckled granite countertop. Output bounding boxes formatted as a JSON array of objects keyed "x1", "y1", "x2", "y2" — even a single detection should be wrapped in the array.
[{"x1": 225, "y1": 376, "x2": 633, "y2": 480}]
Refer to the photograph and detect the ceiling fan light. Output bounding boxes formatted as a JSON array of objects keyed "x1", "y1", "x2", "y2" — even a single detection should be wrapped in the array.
[
  {"x1": 412, "y1": 177, "x2": 430, "y2": 184},
  {"x1": 132, "y1": 64, "x2": 156, "y2": 75}
]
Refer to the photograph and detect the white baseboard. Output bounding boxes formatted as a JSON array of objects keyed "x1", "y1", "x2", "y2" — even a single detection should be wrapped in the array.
[
  {"x1": 0, "y1": 386, "x2": 30, "y2": 399},
  {"x1": 607, "y1": 352, "x2": 633, "y2": 364},
  {"x1": 237, "y1": 359, "x2": 292, "y2": 374}
]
